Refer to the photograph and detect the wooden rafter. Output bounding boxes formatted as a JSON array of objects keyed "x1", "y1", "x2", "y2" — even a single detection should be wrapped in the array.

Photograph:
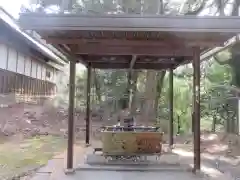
[
  {"x1": 80, "y1": 55, "x2": 132, "y2": 63},
  {"x1": 47, "y1": 38, "x2": 181, "y2": 47},
  {"x1": 45, "y1": 37, "x2": 224, "y2": 48},
  {"x1": 91, "y1": 62, "x2": 172, "y2": 70},
  {"x1": 73, "y1": 45, "x2": 193, "y2": 57},
  {"x1": 79, "y1": 55, "x2": 181, "y2": 70}
]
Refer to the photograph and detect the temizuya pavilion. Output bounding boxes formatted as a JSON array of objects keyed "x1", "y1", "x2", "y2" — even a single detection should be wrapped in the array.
[{"x1": 19, "y1": 8, "x2": 240, "y2": 172}]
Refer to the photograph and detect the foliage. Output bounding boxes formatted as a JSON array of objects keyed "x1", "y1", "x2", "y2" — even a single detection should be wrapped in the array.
[{"x1": 24, "y1": 0, "x2": 208, "y2": 15}]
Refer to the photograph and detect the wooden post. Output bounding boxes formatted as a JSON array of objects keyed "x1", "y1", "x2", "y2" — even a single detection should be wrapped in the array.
[
  {"x1": 45, "y1": 82, "x2": 47, "y2": 96},
  {"x1": 30, "y1": 79, "x2": 32, "y2": 96},
  {"x1": 6, "y1": 76, "x2": 9, "y2": 93},
  {"x1": 46, "y1": 82, "x2": 48, "y2": 96},
  {"x1": 193, "y1": 47, "x2": 201, "y2": 171},
  {"x1": 1, "y1": 76, "x2": 4, "y2": 93},
  {"x1": 13, "y1": 75, "x2": 17, "y2": 94},
  {"x1": 86, "y1": 64, "x2": 91, "y2": 145},
  {"x1": 169, "y1": 68, "x2": 174, "y2": 148},
  {"x1": 41, "y1": 81, "x2": 43, "y2": 95},
  {"x1": 67, "y1": 60, "x2": 76, "y2": 170},
  {"x1": 26, "y1": 78, "x2": 29, "y2": 101},
  {"x1": 36, "y1": 80, "x2": 38, "y2": 97},
  {"x1": 20, "y1": 76, "x2": 23, "y2": 94}
]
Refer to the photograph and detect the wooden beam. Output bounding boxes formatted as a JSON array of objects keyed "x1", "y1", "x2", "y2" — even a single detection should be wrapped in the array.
[
  {"x1": 91, "y1": 62, "x2": 172, "y2": 70},
  {"x1": 45, "y1": 37, "x2": 224, "y2": 48},
  {"x1": 81, "y1": 55, "x2": 180, "y2": 64},
  {"x1": 46, "y1": 38, "x2": 181, "y2": 46},
  {"x1": 58, "y1": 44, "x2": 87, "y2": 66},
  {"x1": 81, "y1": 55, "x2": 132, "y2": 63},
  {"x1": 87, "y1": 59, "x2": 129, "y2": 63},
  {"x1": 87, "y1": 59, "x2": 177, "y2": 64},
  {"x1": 74, "y1": 45, "x2": 193, "y2": 57}
]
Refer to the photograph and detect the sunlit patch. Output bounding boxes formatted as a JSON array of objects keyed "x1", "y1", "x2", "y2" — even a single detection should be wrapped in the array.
[
  {"x1": 172, "y1": 149, "x2": 193, "y2": 157},
  {"x1": 201, "y1": 133, "x2": 218, "y2": 141},
  {"x1": 206, "y1": 144, "x2": 228, "y2": 153},
  {"x1": 26, "y1": 119, "x2": 31, "y2": 124},
  {"x1": 200, "y1": 165, "x2": 223, "y2": 178}
]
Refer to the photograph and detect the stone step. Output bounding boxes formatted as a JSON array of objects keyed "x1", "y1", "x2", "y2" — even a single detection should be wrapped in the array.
[
  {"x1": 76, "y1": 164, "x2": 189, "y2": 172},
  {"x1": 85, "y1": 153, "x2": 180, "y2": 166}
]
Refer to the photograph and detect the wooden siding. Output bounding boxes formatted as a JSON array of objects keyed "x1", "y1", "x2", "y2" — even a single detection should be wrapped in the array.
[
  {"x1": 0, "y1": 42, "x2": 58, "y2": 103},
  {"x1": 0, "y1": 68, "x2": 55, "y2": 95}
]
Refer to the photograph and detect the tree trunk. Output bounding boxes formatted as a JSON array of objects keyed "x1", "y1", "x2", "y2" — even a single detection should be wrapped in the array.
[
  {"x1": 143, "y1": 70, "x2": 157, "y2": 125},
  {"x1": 211, "y1": 114, "x2": 217, "y2": 132},
  {"x1": 130, "y1": 71, "x2": 139, "y2": 115},
  {"x1": 157, "y1": 0, "x2": 164, "y2": 14},
  {"x1": 154, "y1": 71, "x2": 166, "y2": 118},
  {"x1": 177, "y1": 115, "x2": 180, "y2": 134},
  {"x1": 217, "y1": 0, "x2": 225, "y2": 15},
  {"x1": 93, "y1": 69, "x2": 102, "y2": 103},
  {"x1": 231, "y1": 0, "x2": 240, "y2": 16}
]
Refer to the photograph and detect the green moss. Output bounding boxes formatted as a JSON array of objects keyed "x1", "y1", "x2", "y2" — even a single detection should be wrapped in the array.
[{"x1": 0, "y1": 135, "x2": 66, "y2": 179}]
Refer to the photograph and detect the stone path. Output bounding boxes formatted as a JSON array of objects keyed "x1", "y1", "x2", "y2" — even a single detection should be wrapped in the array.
[
  {"x1": 20, "y1": 144, "x2": 87, "y2": 180},
  {"x1": 173, "y1": 148, "x2": 240, "y2": 180},
  {"x1": 53, "y1": 171, "x2": 204, "y2": 180},
  {"x1": 22, "y1": 143, "x2": 240, "y2": 180}
]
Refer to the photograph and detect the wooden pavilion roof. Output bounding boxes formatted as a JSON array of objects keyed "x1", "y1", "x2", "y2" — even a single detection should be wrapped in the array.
[{"x1": 18, "y1": 13, "x2": 240, "y2": 70}]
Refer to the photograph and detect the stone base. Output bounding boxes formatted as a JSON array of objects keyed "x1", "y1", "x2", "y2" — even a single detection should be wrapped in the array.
[
  {"x1": 165, "y1": 146, "x2": 175, "y2": 153},
  {"x1": 64, "y1": 168, "x2": 75, "y2": 175},
  {"x1": 85, "y1": 153, "x2": 180, "y2": 166},
  {"x1": 76, "y1": 164, "x2": 187, "y2": 172},
  {"x1": 85, "y1": 143, "x2": 91, "y2": 147}
]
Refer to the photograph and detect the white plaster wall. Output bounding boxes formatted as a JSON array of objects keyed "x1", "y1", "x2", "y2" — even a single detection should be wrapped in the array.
[
  {"x1": 42, "y1": 66, "x2": 46, "y2": 80},
  {"x1": 37, "y1": 63, "x2": 42, "y2": 80},
  {"x1": 53, "y1": 68, "x2": 57, "y2": 83},
  {"x1": 50, "y1": 67, "x2": 54, "y2": 82},
  {"x1": 17, "y1": 53, "x2": 25, "y2": 75},
  {"x1": 7, "y1": 48, "x2": 17, "y2": 72},
  {"x1": 25, "y1": 56, "x2": 31, "y2": 76},
  {"x1": 50, "y1": 68, "x2": 54, "y2": 82},
  {"x1": 52, "y1": 68, "x2": 56, "y2": 83},
  {"x1": 45, "y1": 66, "x2": 51, "y2": 82},
  {"x1": 31, "y1": 60, "x2": 37, "y2": 78},
  {"x1": 0, "y1": 44, "x2": 8, "y2": 69}
]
